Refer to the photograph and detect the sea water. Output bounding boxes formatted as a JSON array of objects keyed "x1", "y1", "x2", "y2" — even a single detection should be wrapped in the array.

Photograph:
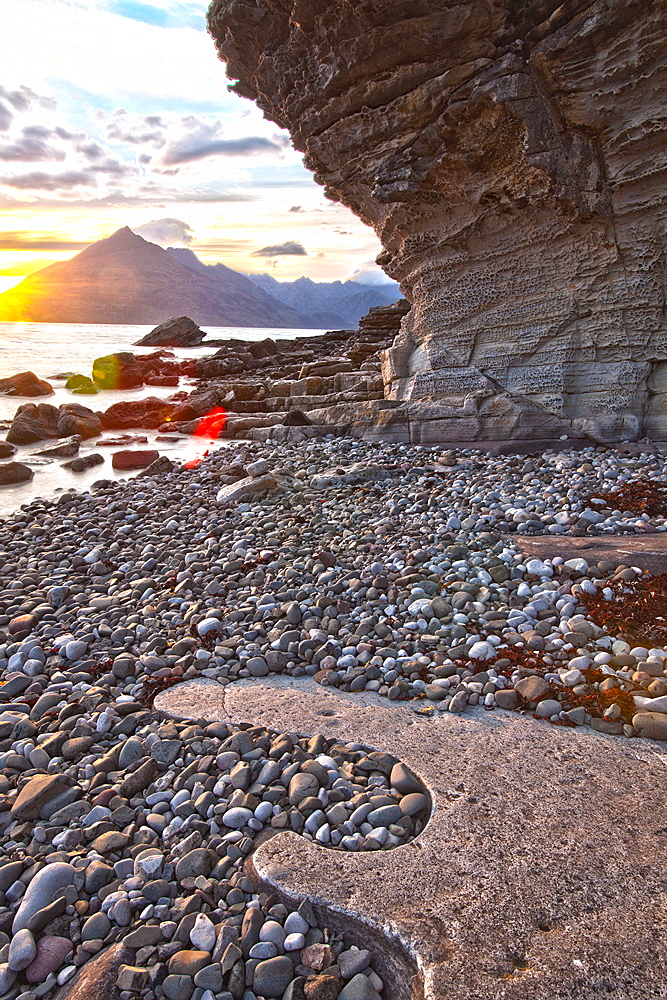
[{"x1": 0, "y1": 322, "x2": 322, "y2": 516}]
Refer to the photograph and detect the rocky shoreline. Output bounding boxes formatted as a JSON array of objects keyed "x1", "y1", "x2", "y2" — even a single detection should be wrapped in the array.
[
  {"x1": 0, "y1": 433, "x2": 666, "y2": 997},
  {"x1": 1, "y1": 311, "x2": 667, "y2": 998},
  {"x1": 0, "y1": 304, "x2": 413, "y2": 491}
]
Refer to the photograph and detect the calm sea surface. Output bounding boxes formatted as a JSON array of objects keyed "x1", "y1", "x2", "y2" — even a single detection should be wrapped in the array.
[{"x1": 0, "y1": 322, "x2": 322, "y2": 516}]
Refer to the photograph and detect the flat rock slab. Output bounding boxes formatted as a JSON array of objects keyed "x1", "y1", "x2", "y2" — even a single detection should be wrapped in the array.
[
  {"x1": 512, "y1": 534, "x2": 667, "y2": 575},
  {"x1": 156, "y1": 678, "x2": 667, "y2": 1000}
]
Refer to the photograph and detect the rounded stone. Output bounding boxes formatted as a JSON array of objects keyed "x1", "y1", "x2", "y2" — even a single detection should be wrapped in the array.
[
  {"x1": 189, "y1": 913, "x2": 216, "y2": 952},
  {"x1": 632, "y1": 711, "x2": 667, "y2": 741},
  {"x1": 252, "y1": 955, "x2": 294, "y2": 998},
  {"x1": 8, "y1": 928, "x2": 37, "y2": 971},
  {"x1": 221, "y1": 806, "x2": 253, "y2": 829},
  {"x1": 12, "y1": 863, "x2": 76, "y2": 933}
]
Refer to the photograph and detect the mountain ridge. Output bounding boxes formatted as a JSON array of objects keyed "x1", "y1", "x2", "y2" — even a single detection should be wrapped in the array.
[{"x1": 0, "y1": 228, "x2": 398, "y2": 328}]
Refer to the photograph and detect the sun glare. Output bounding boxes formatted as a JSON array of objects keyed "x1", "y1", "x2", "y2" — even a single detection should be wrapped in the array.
[{"x1": 0, "y1": 276, "x2": 23, "y2": 295}]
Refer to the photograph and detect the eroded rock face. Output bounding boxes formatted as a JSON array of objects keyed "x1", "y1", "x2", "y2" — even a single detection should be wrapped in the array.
[{"x1": 208, "y1": 0, "x2": 667, "y2": 445}]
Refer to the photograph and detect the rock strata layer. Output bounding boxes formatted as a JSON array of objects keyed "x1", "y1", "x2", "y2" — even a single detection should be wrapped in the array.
[{"x1": 208, "y1": 0, "x2": 667, "y2": 445}]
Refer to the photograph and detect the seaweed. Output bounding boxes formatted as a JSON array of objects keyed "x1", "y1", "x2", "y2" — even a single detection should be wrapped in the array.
[
  {"x1": 586, "y1": 479, "x2": 667, "y2": 517},
  {"x1": 579, "y1": 573, "x2": 667, "y2": 646},
  {"x1": 137, "y1": 674, "x2": 181, "y2": 707}
]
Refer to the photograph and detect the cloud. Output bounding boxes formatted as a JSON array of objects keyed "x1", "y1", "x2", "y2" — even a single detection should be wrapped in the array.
[
  {"x1": 344, "y1": 260, "x2": 399, "y2": 286},
  {"x1": 0, "y1": 84, "x2": 56, "y2": 113},
  {"x1": 0, "y1": 102, "x2": 12, "y2": 132},
  {"x1": 89, "y1": 156, "x2": 135, "y2": 177},
  {"x1": 76, "y1": 139, "x2": 106, "y2": 161},
  {"x1": 160, "y1": 117, "x2": 290, "y2": 166},
  {"x1": 0, "y1": 126, "x2": 67, "y2": 163},
  {"x1": 105, "y1": 110, "x2": 166, "y2": 146},
  {"x1": 133, "y1": 217, "x2": 194, "y2": 245},
  {"x1": 0, "y1": 186, "x2": 257, "y2": 209},
  {"x1": 252, "y1": 241, "x2": 307, "y2": 257},
  {"x1": 0, "y1": 169, "x2": 96, "y2": 190},
  {"x1": 0, "y1": 230, "x2": 90, "y2": 251},
  {"x1": 192, "y1": 239, "x2": 254, "y2": 253}
]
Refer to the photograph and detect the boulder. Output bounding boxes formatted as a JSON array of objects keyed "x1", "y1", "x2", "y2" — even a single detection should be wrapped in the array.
[
  {"x1": 0, "y1": 371, "x2": 53, "y2": 397},
  {"x1": 51, "y1": 943, "x2": 131, "y2": 1000},
  {"x1": 0, "y1": 462, "x2": 34, "y2": 485},
  {"x1": 632, "y1": 712, "x2": 667, "y2": 741},
  {"x1": 171, "y1": 389, "x2": 220, "y2": 421},
  {"x1": 135, "y1": 316, "x2": 206, "y2": 347},
  {"x1": 92, "y1": 352, "x2": 144, "y2": 390},
  {"x1": 6, "y1": 402, "x2": 60, "y2": 444},
  {"x1": 101, "y1": 397, "x2": 176, "y2": 430},
  {"x1": 33, "y1": 435, "x2": 81, "y2": 458},
  {"x1": 13, "y1": 864, "x2": 77, "y2": 933},
  {"x1": 7, "y1": 402, "x2": 102, "y2": 445},
  {"x1": 11, "y1": 774, "x2": 73, "y2": 821},
  {"x1": 209, "y1": 0, "x2": 667, "y2": 444},
  {"x1": 247, "y1": 337, "x2": 279, "y2": 359},
  {"x1": 65, "y1": 374, "x2": 98, "y2": 394},
  {"x1": 284, "y1": 408, "x2": 311, "y2": 426},
  {"x1": 216, "y1": 473, "x2": 278, "y2": 504},
  {"x1": 57, "y1": 404, "x2": 102, "y2": 439},
  {"x1": 139, "y1": 455, "x2": 176, "y2": 476},
  {"x1": 24, "y1": 936, "x2": 73, "y2": 985},
  {"x1": 112, "y1": 449, "x2": 160, "y2": 470},
  {"x1": 63, "y1": 454, "x2": 104, "y2": 472},
  {"x1": 0, "y1": 442, "x2": 17, "y2": 458},
  {"x1": 145, "y1": 373, "x2": 180, "y2": 386}
]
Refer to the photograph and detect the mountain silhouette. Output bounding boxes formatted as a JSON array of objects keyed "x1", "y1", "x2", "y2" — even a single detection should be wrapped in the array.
[{"x1": 0, "y1": 228, "x2": 323, "y2": 328}]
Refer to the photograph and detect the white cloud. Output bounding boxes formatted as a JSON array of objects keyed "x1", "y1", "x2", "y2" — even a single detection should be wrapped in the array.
[
  {"x1": 159, "y1": 118, "x2": 290, "y2": 166},
  {"x1": 344, "y1": 260, "x2": 398, "y2": 286},
  {"x1": 133, "y1": 217, "x2": 194, "y2": 244}
]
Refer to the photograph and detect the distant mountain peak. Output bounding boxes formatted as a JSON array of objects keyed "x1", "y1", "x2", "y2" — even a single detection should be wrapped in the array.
[{"x1": 106, "y1": 226, "x2": 146, "y2": 245}]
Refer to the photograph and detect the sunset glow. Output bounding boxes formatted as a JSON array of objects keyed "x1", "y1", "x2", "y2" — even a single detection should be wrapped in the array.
[{"x1": 0, "y1": 0, "x2": 388, "y2": 289}]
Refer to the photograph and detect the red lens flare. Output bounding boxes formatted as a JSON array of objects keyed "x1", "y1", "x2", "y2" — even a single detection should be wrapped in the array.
[{"x1": 183, "y1": 406, "x2": 227, "y2": 469}]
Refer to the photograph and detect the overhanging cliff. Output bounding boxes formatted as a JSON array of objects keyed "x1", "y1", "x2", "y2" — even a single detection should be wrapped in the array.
[{"x1": 208, "y1": 0, "x2": 667, "y2": 445}]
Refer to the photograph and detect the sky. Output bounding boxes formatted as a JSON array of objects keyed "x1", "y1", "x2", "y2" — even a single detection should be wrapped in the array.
[{"x1": 0, "y1": 0, "x2": 388, "y2": 295}]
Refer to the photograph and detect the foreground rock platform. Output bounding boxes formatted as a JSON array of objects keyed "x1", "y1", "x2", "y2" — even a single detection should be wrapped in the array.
[{"x1": 157, "y1": 677, "x2": 667, "y2": 1000}]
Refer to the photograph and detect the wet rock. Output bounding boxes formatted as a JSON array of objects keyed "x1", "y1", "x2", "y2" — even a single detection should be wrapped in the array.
[
  {"x1": 0, "y1": 461, "x2": 34, "y2": 484},
  {"x1": 34, "y1": 434, "x2": 82, "y2": 457},
  {"x1": 135, "y1": 316, "x2": 206, "y2": 348},
  {"x1": 92, "y1": 352, "x2": 144, "y2": 390},
  {"x1": 112, "y1": 449, "x2": 160, "y2": 470},
  {"x1": 63, "y1": 453, "x2": 104, "y2": 472},
  {"x1": 66, "y1": 374, "x2": 99, "y2": 395},
  {"x1": 101, "y1": 397, "x2": 175, "y2": 430},
  {"x1": 0, "y1": 371, "x2": 53, "y2": 397}
]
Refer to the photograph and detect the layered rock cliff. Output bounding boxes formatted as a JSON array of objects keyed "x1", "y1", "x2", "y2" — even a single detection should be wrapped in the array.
[{"x1": 208, "y1": 0, "x2": 667, "y2": 445}]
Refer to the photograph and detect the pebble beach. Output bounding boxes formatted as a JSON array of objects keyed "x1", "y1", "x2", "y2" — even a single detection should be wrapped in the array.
[{"x1": 0, "y1": 435, "x2": 666, "y2": 1000}]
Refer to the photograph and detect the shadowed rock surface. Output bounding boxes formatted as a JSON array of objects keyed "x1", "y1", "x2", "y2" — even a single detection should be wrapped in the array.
[{"x1": 208, "y1": 0, "x2": 667, "y2": 446}]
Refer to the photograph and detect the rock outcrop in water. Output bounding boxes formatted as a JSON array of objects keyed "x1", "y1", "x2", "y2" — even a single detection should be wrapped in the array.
[{"x1": 208, "y1": 0, "x2": 667, "y2": 446}]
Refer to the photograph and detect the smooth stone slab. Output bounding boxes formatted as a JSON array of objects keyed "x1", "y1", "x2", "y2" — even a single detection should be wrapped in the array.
[
  {"x1": 514, "y1": 534, "x2": 667, "y2": 575},
  {"x1": 157, "y1": 677, "x2": 667, "y2": 1000}
]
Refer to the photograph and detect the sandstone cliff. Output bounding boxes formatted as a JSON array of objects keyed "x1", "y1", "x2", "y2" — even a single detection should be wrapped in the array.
[{"x1": 208, "y1": 0, "x2": 667, "y2": 445}]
